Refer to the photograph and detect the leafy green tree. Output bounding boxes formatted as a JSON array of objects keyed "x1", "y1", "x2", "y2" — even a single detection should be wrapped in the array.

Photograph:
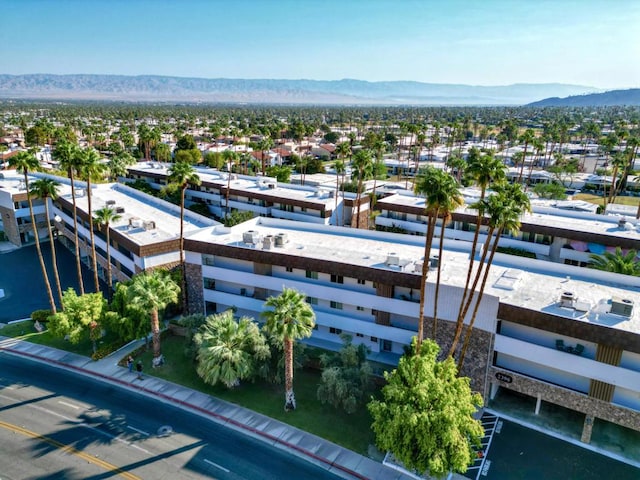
[
  {"x1": 589, "y1": 247, "x2": 640, "y2": 276},
  {"x1": 127, "y1": 270, "x2": 180, "y2": 362},
  {"x1": 174, "y1": 148, "x2": 201, "y2": 164},
  {"x1": 265, "y1": 165, "x2": 291, "y2": 183},
  {"x1": 262, "y1": 288, "x2": 315, "y2": 411},
  {"x1": 533, "y1": 182, "x2": 567, "y2": 199},
  {"x1": 203, "y1": 151, "x2": 224, "y2": 169},
  {"x1": 368, "y1": 338, "x2": 484, "y2": 479},
  {"x1": 194, "y1": 310, "x2": 270, "y2": 388},
  {"x1": 175, "y1": 134, "x2": 198, "y2": 151},
  {"x1": 323, "y1": 131, "x2": 339, "y2": 144},
  {"x1": 30, "y1": 177, "x2": 63, "y2": 306},
  {"x1": 223, "y1": 209, "x2": 254, "y2": 227},
  {"x1": 9, "y1": 151, "x2": 56, "y2": 313},
  {"x1": 103, "y1": 281, "x2": 148, "y2": 342},
  {"x1": 317, "y1": 334, "x2": 373, "y2": 414},
  {"x1": 168, "y1": 161, "x2": 201, "y2": 312},
  {"x1": 55, "y1": 140, "x2": 85, "y2": 294},
  {"x1": 48, "y1": 289, "x2": 105, "y2": 344}
]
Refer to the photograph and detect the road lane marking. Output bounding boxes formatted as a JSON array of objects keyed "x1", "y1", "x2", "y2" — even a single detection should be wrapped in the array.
[
  {"x1": 58, "y1": 400, "x2": 80, "y2": 409},
  {"x1": 204, "y1": 458, "x2": 230, "y2": 473},
  {"x1": 0, "y1": 420, "x2": 141, "y2": 480},
  {"x1": 127, "y1": 425, "x2": 150, "y2": 436}
]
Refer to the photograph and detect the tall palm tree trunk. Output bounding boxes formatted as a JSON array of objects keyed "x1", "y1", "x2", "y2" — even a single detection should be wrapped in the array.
[
  {"x1": 151, "y1": 308, "x2": 161, "y2": 359},
  {"x1": 457, "y1": 228, "x2": 502, "y2": 369},
  {"x1": 284, "y1": 337, "x2": 295, "y2": 410},
  {"x1": 25, "y1": 174, "x2": 56, "y2": 314},
  {"x1": 448, "y1": 226, "x2": 495, "y2": 357},
  {"x1": 69, "y1": 170, "x2": 85, "y2": 295},
  {"x1": 43, "y1": 198, "x2": 63, "y2": 305},
  {"x1": 417, "y1": 214, "x2": 437, "y2": 349},
  {"x1": 86, "y1": 178, "x2": 100, "y2": 293},
  {"x1": 180, "y1": 186, "x2": 189, "y2": 312},
  {"x1": 432, "y1": 211, "x2": 445, "y2": 338},
  {"x1": 105, "y1": 226, "x2": 113, "y2": 301}
]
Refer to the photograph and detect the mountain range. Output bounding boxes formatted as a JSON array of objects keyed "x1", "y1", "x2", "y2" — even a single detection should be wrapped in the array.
[
  {"x1": 527, "y1": 88, "x2": 640, "y2": 107},
  {"x1": 0, "y1": 74, "x2": 602, "y2": 105}
]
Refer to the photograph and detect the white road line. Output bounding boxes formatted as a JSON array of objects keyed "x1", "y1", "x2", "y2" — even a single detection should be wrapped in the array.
[
  {"x1": 204, "y1": 458, "x2": 230, "y2": 473},
  {"x1": 58, "y1": 400, "x2": 80, "y2": 409},
  {"x1": 127, "y1": 425, "x2": 150, "y2": 437}
]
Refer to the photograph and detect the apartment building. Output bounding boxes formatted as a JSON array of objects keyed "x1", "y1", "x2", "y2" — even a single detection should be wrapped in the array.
[
  {"x1": 375, "y1": 189, "x2": 640, "y2": 267},
  {"x1": 124, "y1": 162, "x2": 369, "y2": 228},
  {"x1": 183, "y1": 216, "x2": 640, "y2": 444}
]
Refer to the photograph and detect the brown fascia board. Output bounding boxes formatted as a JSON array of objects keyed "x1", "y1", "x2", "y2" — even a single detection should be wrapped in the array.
[
  {"x1": 498, "y1": 303, "x2": 640, "y2": 355},
  {"x1": 138, "y1": 238, "x2": 181, "y2": 257},
  {"x1": 184, "y1": 239, "x2": 421, "y2": 289}
]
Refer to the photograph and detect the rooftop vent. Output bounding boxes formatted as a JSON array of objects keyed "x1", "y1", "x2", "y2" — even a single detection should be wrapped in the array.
[
  {"x1": 611, "y1": 297, "x2": 634, "y2": 317},
  {"x1": 105, "y1": 199, "x2": 116, "y2": 206},
  {"x1": 143, "y1": 220, "x2": 156, "y2": 231},
  {"x1": 560, "y1": 291, "x2": 575, "y2": 308},
  {"x1": 263, "y1": 235, "x2": 275, "y2": 250},
  {"x1": 75, "y1": 188, "x2": 85, "y2": 197},
  {"x1": 116, "y1": 206, "x2": 125, "y2": 214},
  {"x1": 430, "y1": 255, "x2": 440, "y2": 269},
  {"x1": 129, "y1": 217, "x2": 143, "y2": 229},
  {"x1": 275, "y1": 232, "x2": 289, "y2": 247},
  {"x1": 618, "y1": 217, "x2": 627, "y2": 229},
  {"x1": 243, "y1": 230, "x2": 260, "y2": 245},
  {"x1": 386, "y1": 253, "x2": 400, "y2": 266}
]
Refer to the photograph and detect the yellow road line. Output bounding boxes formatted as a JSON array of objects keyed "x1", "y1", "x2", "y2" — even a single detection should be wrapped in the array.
[{"x1": 0, "y1": 420, "x2": 141, "y2": 480}]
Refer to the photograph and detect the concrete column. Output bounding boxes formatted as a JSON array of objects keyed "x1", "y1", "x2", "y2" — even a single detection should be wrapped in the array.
[
  {"x1": 489, "y1": 382, "x2": 499, "y2": 400},
  {"x1": 581, "y1": 415, "x2": 594, "y2": 444},
  {"x1": 535, "y1": 393, "x2": 542, "y2": 415},
  {"x1": 549, "y1": 236, "x2": 565, "y2": 263}
]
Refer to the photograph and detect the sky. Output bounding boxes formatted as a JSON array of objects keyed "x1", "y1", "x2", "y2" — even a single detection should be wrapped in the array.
[{"x1": 2, "y1": 0, "x2": 639, "y2": 89}]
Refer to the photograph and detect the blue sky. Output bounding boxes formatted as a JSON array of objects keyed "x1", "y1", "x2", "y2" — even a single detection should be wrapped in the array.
[{"x1": 2, "y1": 0, "x2": 638, "y2": 89}]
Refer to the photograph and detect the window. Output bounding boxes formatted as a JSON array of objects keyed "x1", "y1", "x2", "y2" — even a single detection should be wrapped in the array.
[
  {"x1": 330, "y1": 274, "x2": 344, "y2": 284},
  {"x1": 306, "y1": 296, "x2": 318, "y2": 305},
  {"x1": 356, "y1": 333, "x2": 364, "y2": 337},
  {"x1": 329, "y1": 327, "x2": 343, "y2": 334},
  {"x1": 370, "y1": 336, "x2": 378, "y2": 343},
  {"x1": 202, "y1": 254, "x2": 215, "y2": 266},
  {"x1": 382, "y1": 340, "x2": 392, "y2": 352},
  {"x1": 357, "y1": 279, "x2": 366, "y2": 285},
  {"x1": 203, "y1": 278, "x2": 216, "y2": 290},
  {"x1": 286, "y1": 266, "x2": 293, "y2": 272},
  {"x1": 330, "y1": 301, "x2": 343, "y2": 310},
  {"x1": 306, "y1": 270, "x2": 318, "y2": 279},
  {"x1": 356, "y1": 306, "x2": 364, "y2": 311}
]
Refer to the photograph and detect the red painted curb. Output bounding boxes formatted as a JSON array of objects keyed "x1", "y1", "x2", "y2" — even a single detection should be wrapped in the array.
[{"x1": 1, "y1": 347, "x2": 370, "y2": 480}]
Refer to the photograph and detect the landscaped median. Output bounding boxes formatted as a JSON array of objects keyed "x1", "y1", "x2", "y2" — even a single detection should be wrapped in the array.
[{"x1": 0, "y1": 319, "x2": 378, "y2": 456}]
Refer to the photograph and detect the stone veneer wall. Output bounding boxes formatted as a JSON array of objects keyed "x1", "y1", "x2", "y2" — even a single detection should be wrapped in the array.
[
  {"x1": 186, "y1": 262, "x2": 204, "y2": 315},
  {"x1": 489, "y1": 366, "x2": 640, "y2": 432},
  {"x1": 0, "y1": 205, "x2": 21, "y2": 246},
  {"x1": 433, "y1": 320, "x2": 494, "y2": 396}
]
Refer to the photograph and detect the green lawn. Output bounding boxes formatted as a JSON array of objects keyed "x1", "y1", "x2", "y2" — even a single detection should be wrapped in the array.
[
  {"x1": 0, "y1": 320, "x2": 125, "y2": 358},
  {"x1": 574, "y1": 193, "x2": 640, "y2": 207},
  {"x1": 137, "y1": 334, "x2": 377, "y2": 455}
]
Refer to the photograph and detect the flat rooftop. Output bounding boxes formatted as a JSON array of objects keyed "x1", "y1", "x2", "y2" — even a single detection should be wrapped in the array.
[
  {"x1": 188, "y1": 217, "x2": 640, "y2": 335},
  {"x1": 377, "y1": 190, "x2": 640, "y2": 243},
  {"x1": 128, "y1": 162, "x2": 356, "y2": 207}
]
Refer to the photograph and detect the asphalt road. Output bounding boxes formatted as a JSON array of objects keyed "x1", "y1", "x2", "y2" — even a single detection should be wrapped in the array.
[{"x1": 0, "y1": 353, "x2": 342, "y2": 480}]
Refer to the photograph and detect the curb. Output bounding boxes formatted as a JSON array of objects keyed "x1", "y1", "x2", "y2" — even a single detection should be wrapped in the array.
[{"x1": 1, "y1": 346, "x2": 370, "y2": 480}]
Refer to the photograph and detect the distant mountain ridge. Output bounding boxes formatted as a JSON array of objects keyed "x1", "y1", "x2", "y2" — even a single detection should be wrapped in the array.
[
  {"x1": 527, "y1": 89, "x2": 640, "y2": 107},
  {"x1": 0, "y1": 74, "x2": 601, "y2": 105}
]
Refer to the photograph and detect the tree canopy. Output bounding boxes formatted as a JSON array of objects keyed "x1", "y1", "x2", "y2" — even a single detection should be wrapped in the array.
[{"x1": 368, "y1": 338, "x2": 484, "y2": 478}]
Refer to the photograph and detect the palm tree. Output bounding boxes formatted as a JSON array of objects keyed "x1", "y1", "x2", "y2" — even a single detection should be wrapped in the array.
[
  {"x1": 79, "y1": 147, "x2": 106, "y2": 293},
  {"x1": 168, "y1": 161, "x2": 201, "y2": 312},
  {"x1": 258, "y1": 137, "x2": 274, "y2": 175},
  {"x1": 449, "y1": 152, "x2": 506, "y2": 358},
  {"x1": 606, "y1": 151, "x2": 628, "y2": 208},
  {"x1": 352, "y1": 149, "x2": 373, "y2": 229},
  {"x1": 516, "y1": 128, "x2": 535, "y2": 184},
  {"x1": 127, "y1": 270, "x2": 180, "y2": 363},
  {"x1": 30, "y1": 177, "x2": 63, "y2": 306},
  {"x1": 456, "y1": 184, "x2": 531, "y2": 368},
  {"x1": 222, "y1": 149, "x2": 239, "y2": 217},
  {"x1": 589, "y1": 248, "x2": 640, "y2": 276},
  {"x1": 262, "y1": 288, "x2": 315, "y2": 411},
  {"x1": 94, "y1": 206, "x2": 122, "y2": 300},
  {"x1": 413, "y1": 167, "x2": 461, "y2": 343},
  {"x1": 194, "y1": 310, "x2": 270, "y2": 388},
  {"x1": 55, "y1": 140, "x2": 85, "y2": 295},
  {"x1": 9, "y1": 152, "x2": 56, "y2": 314}
]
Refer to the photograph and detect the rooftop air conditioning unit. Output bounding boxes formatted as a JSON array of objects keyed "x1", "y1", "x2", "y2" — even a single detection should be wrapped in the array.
[
  {"x1": 243, "y1": 230, "x2": 260, "y2": 244},
  {"x1": 414, "y1": 261, "x2": 424, "y2": 273},
  {"x1": 610, "y1": 297, "x2": 634, "y2": 317},
  {"x1": 116, "y1": 206, "x2": 125, "y2": 214},
  {"x1": 386, "y1": 253, "x2": 400, "y2": 266},
  {"x1": 275, "y1": 232, "x2": 289, "y2": 246},
  {"x1": 106, "y1": 199, "x2": 116, "y2": 206},
  {"x1": 263, "y1": 235, "x2": 274, "y2": 250},
  {"x1": 430, "y1": 255, "x2": 440, "y2": 269},
  {"x1": 618, "y1": 217, "x2": 627, "y2": 229},
  {"x1": 560, "y1": 291, "x2": 575, "y2": 308},
  {"x1": 143, "y1": 220, "x2": 156, "y2": 230},
  {"x1": 129, "y1": 218, "x2": 143, "y2": 228},
  {"x1": 75, "y1": 188, "x2": 85, "y2": 197},
  {"x1": 267, "y1": 182, "x2": 276, "y2": 189}
]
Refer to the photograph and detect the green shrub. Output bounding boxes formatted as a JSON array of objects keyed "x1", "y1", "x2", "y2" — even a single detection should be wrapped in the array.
[
  {"x1": 496, "y1": 246, "x2": 536, "y2": 259},
  {"x1": 91, "y1": 340, "x2": 124, "y2": 361},
  {"x1": 31, "y1": 309, "x2": 53, "y2": 323}
]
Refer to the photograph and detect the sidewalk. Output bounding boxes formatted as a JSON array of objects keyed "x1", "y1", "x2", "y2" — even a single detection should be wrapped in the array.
[{"x1": 0, "y1": 335, "x2": 423, "y2": 480}]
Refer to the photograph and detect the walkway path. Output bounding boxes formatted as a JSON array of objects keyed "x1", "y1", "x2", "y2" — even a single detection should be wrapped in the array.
[{"x1": 0, "y1": 334, "x2": 435, "y2": 480}]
